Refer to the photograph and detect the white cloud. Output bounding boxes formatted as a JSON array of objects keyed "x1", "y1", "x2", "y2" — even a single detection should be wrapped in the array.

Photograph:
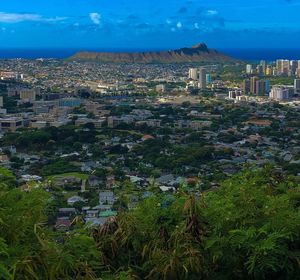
[
  {"x1": 176, "y1": 21, "x2": 182, "y2": 28},
  {"x1": 45, "y1": 16, "x2": 68, "y2": 23},
  {"x1": 194, "y1": 23, "x2": 200, "y2": 29},
  {"x1": 0, "y1": 12, "x2": 41, "y2": 23},
  {"x1": 206, "y1": 10, "x2": 218, "y2": 16},
  {"x1": 89, "y1": 12, "x2": 101, "y2": 25},
  {"x1": 0, "y1": 12, "x2": 67, "y2": 23},
  {"x1": 166, "y1": 19, "x2": 172, "y2": 25}
]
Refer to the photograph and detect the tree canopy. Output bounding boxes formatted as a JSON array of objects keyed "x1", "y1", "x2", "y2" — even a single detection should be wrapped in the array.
[{"x1": 0, "y1": 166, "x2": 299, "y2": 279}]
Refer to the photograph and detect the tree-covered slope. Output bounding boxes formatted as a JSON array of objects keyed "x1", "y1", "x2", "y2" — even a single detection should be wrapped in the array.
[{"x1": 0, "y1": 166, "x2": 299, "y2": 279}]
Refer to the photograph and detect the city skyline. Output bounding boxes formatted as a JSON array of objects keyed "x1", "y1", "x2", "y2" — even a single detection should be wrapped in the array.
[{"x1": 0, "y1": 0, "x2": 300, "y2": 49}]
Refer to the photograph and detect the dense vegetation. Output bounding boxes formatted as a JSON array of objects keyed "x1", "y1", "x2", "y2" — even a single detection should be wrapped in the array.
[{"x1": 0, "y1": 166, "x2": 299, "y2": 279}]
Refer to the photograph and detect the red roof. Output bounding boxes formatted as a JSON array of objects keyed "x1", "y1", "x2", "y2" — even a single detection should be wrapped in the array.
[
  {"x1": 55, "y1": 219, "x2": 71, "y2": 229},
  {"x1": 141, "y1": 134, "x2": 155, "y2": 141}
]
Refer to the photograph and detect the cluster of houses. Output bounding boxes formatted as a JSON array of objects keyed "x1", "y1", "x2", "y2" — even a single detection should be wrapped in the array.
[{"x1": 55, "y1": 189, "x2": 117, "y2": 231}]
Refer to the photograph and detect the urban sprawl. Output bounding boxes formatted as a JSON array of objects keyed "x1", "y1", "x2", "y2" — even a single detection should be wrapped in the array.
[{"x1": 0, "y1": 57, "x2": 299, "y2": 230}]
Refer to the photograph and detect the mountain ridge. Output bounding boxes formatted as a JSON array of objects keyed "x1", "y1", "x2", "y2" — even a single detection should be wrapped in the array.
[{"x1": 69, "y1": 43, "x2": 235, "y2": 63}]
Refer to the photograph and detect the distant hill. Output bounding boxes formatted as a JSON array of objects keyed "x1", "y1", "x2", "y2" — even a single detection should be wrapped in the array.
[{"x1": 70, "y1": 43, "x2": 235, "y2": 63}]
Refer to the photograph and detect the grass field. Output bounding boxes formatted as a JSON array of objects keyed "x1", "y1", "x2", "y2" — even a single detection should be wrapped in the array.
[{"x1": 47, "y1": 172, "x2": 89, "y2": 181}]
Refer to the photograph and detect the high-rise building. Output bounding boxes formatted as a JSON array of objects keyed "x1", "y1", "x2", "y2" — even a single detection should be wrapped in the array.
[
  {"x1": 265, "y1": 66, "x2": 272, "y2": 76},
  {"x1": 249, "y1": 77, "x2": 269, "y2": 95},
  {"x1": 276, "y1": 59, "x2": 290, "y2": 75},
  {"x1": 265, "y1": 80, "x2": 270, "y2": 93},
  {"x1": 188, "y1": 68, "x2": 198, "y2": 80},
  {"x1": 290, "y1": 60, "x2": 298, "y2": 76},
  {"x1": 243, "y1": 79, "x2": 251, "y2": 94},
  {"x1": 269, "y1": 86, "x2": 292, "y2": 101},
  {"x1": 198, "y1": 67, "x2": 207, "y2": 89},
  {"x1": 297, "y1": 61, "x2": 300, "y2": 78},
  {"x1": 256, "y1": 80, "x2": 267, "y2": 95},
  {"x1": 260, "y1": 60, "x2": 266, "y2": 74},
  {"x1": 294, "y1": 79, "x2": 300, "y2": 95},
  {"x1": 256, "y1": 65, "x2": 264, "y2": 76},
  {"x1": 246, "y1": 64, "x2": 252, "y2": 74},
  {"x1": 250, "y1": 77, "x2": 258, "y2": 94},
  {"x1": 0, "y1": 96, "x2": 3, "y2": 108}
]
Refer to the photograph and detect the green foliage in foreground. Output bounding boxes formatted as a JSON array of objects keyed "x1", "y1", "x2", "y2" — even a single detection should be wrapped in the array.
[{"x1": 0, "y1": 166, "x2": 299, "y2": 279}]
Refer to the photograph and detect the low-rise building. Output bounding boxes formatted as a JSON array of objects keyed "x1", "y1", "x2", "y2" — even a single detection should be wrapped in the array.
[{"x1": 0, "y1": 117, "x2": 24, "y2": 132}]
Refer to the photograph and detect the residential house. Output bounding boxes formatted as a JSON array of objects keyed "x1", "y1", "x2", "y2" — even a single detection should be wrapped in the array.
[{"x1": 99, "y1": 190, "x2": 115, "y2": 205}]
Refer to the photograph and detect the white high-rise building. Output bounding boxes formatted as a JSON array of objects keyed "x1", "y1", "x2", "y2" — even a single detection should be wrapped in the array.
[
  {"x1": 246, "y1": 64, "x2": 252, "y2": 74},
  {"x1": 188, "y1": 68, "x2": 198, "y2": 80},
  {"x1": 198, "y1": 67, "x2": 207, "y2": 89},
  {"x1": 269, "y1": 86, "x2": 292, "y2": 101}
]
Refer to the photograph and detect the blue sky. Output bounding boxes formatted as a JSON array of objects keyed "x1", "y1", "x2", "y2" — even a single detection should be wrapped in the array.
[{"x1": 0, "y1": 0, "x2": 300, "y2": 49}]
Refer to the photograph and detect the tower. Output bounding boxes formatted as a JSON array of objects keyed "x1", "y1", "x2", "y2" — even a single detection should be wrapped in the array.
[
  {"x1": 250, "y1": 76, "x2": 258, "y2": 94},
  {"x1": 188, "y1": 68, "x2": 198, "y2": 80},
  {"x1": 246, "y1": 64, "x2": 252, "y2": 74},
  {"x1": 198, "y1": 67, "x2": 207, "y2": 89}
]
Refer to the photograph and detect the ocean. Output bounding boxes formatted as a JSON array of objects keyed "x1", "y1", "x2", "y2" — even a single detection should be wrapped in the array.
[
  {"x1": 220, "y1": 48, "x2": 300, "y2": 62},
  {"x1": 0, "y1": 49, "x2": 79, "y2": 59},
  {"x1": 0, "y1": 48, "x2": 300, "y2": 61}
]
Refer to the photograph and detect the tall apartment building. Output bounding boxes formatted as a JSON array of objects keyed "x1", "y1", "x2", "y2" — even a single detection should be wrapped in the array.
[
  {"x1": 243, "y1": 79, "x2": 251, "y2": 94},
  {"x1": 297, "y1": 61, "x2": 300, "y2": 78},
  {"x1": 260, "y1": 60, "x2": 266, "y2": 74},
  {"x1": 276, "y1": 59, "x2": 290, "y2": 75},
  {"x1": 290, "y1": 60, "x2": 298, "y2": 75},
  {"x1": 269, "y1": 86, "x2": 292, "y2": 101},
  {"x1": 246, "y1": 64, "x2": 252, "y2": 74},
  {"x1": 265, "y1": 66, "x2": 272, "y2": 76},
  {"x1": 250, "y1": 77, "x2": 258, "y2": 94},
  {"x1": 249, "y1": 77, "x2": 269, "y2": 95},
  {"x1": 256, "y1": 80, "x2": 267, "y2": 95},
  {"x1": 188, "y1": 68, "x2": 198, "y2": 80},
  {"x1": 198, "y1": 67, "x2": 207, "y2": 89},
  {"x1": 256, "y1": 65, "x2": 264, "y2": 76}
]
